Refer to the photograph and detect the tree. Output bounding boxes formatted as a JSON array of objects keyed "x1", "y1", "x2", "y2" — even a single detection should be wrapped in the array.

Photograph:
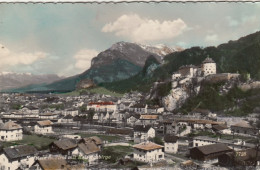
[
  {"x1": 87, "y1": 109, "x2": 95, "y2": 123},
  {"x1": 151, "y1": 136, "x2": 164, "y2": 145}
]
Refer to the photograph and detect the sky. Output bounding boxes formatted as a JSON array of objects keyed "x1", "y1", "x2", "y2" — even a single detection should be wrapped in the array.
[{"x1": 0, "y1": 2, "x2": 260, "y2": 76}]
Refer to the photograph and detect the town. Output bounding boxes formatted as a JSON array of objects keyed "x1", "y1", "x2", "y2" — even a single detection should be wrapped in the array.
[{"x1": 1, "y1": 57, "x2": 260, "y2": 169}]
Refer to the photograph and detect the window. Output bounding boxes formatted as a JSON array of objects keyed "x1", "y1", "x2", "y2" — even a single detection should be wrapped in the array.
[
  {"x1": 195, "y1": 143, "x2": 198, "y2": 147},
  {"x1": 159, "y1": 155, "x2": 162, "y2": 158}
]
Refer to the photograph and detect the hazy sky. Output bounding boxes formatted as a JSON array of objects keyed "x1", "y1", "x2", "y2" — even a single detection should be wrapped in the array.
[{"x1": 0, "y1": 2, "x2": 260, "y2": 76}]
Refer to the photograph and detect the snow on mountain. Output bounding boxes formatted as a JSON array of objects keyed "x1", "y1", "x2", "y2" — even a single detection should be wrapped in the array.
[
  {"x1": 137, "y1": 43, "x2": 183, "y2": 60},
  {"x1": 0, "y1": 72, "x2": 63, "y2": 91}
]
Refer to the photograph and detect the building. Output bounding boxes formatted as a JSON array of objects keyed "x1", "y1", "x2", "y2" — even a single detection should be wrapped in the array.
[
  {"x1": 176, "y1": 118, "x2": 225, "y2": 130},
  {"x1": 139, "y1": 115, "x2": 159, "y2": 125},
  {"x1": 192, "y1": 136, "x2": 254, "y2": 150},
  {"x1": 231, "y1": 121, "x2": 259, "y2": 136},
  {"x1": 0, "y1": 121, "x2": 23, "y2": 141},
  {"x1": 80, "y1": 136, "x2": 103, "y2": 149},
  {"x1": 34, "y1": 120, "x2": 53, "y2": 134},
  {"x1": 163, "y1": 120, "x2": 178, "y2": 135},
  {"x1": 32, "y1": 158, "x2": 85, "y2": 170},
  {"x1": 212, "y1": 124, "x2": 231, "y2": 134},
  {"x1": 126, "y1": 115, "x2": 139, "y2": 126},
  {"x1": 218, "y1": 148, "x2": 260, "y2": 167},
  {"x1": 190, "y1": 143, "x2": 233, "y2": 161},
  {"x1": 62, "y1": 109, "x2": 79, "y2": 116},
  {"x1": 133, "y1": 125, "x2": 155, "y2": 143},
  {"x1": 49, "y1": 139, "x2": 77, "y2": 156},
  {"x1": 87, "y1": 101, "x2": 117, "y2": 112},
  {"x1": 201, "y1": 57, "x2": 216, "y2": 76},
  {"x1": 71, "y1": 141, "x2": 100, "y2": 165},
  {"x1": 57, "y1": 114, "x2": 74, "y2": 123},
  {"x1": 0, "y1": 145, "x2": 38, "y2": 170},
  {"x1": 129, "y1": 103, "x2": 147, "y2": 113},
  {"x1": 178, "y1": 65, "x2": 198, "y2": 78},
  {"x1": 164, "y1": 135, "x2": 178, "y2": 154},
  {"x1": 133, "y1": 141, "x2": 164, "y2": 163}
]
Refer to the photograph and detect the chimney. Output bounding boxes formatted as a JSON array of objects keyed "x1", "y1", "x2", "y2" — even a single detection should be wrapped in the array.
[
  {"x1": 242, "y1": 141, "x2": 246, "y2": 145},
  {"x1": 217, "y1": 137, "x2": 220, "y2": 141}
]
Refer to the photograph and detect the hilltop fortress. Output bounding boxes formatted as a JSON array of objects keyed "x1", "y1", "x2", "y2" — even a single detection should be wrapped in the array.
[{"x1": 163, "y1": 57, "x2": 240, "y2": 111}]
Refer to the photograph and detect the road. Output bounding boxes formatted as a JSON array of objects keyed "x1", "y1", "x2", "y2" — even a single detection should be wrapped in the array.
[{"x1": 164, "y1": 153, "x2": 187, "y2": 162}]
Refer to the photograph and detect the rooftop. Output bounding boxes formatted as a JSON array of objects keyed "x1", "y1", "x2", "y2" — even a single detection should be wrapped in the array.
[
  {"x1": 52, "y1": 139, "x2": 77, "y2": 151},
  {"x1": 3, "y1": 145, "x2": 38, "y2": 160},
  {"x1": 133, "y1": 141, "x2": 163, "y2": 151},
  {"x1": 0, "y1": 121, "x2": 22, "y2": 130},
  {"x1": 140, "y1": 115, "x2": 158, "y2": 120},
  {"x1": 192, "y1": 143, "x2": 232, "y2": 155},
  {"x1": 37, "y1": 120, "x2": 53, "y2": 127},
  {"x1": 202, "y1": 57, "x2": 215, "y2": 64},
  {"x1": 164, "y1": 134, "x2": 178, "y2": 143},
  {"x1": 78, "y1": 142, "x2": 100, "y2": 155},
  {"x1": 232, "y1": 121, "x2": 254, "y2": 129},
  {"x1": 134, "y1": 125, "x2": 152, "y2": 132}
]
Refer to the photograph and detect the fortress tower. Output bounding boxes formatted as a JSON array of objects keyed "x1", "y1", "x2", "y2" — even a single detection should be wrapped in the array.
[{"x1": 202, "y1": 57, "x2": 216, "y2": 76}]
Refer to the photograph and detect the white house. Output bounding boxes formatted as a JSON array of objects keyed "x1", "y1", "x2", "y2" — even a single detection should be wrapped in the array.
[
  {"x1": 34, "y1": 120, "x2": 53, "y2": 134},
  {"x1": 126, "y1": 115, "x2": 139, "y2": 126},
  {"x1": 164, "y1": 135, "x2": 178, "y2": 154},
  {"x1": 133, "y1": 141, "x2": 164, "y2": 163},
  {"x1": 0, "y1": 121, "x2": 23, "y2": 141},
  {"x1": 57, "y1": 114, "x2": 74, "y2": 123},
  {"x1": 39, "y1": 113, "x2": 58, "y2": 120},
  {"x1": 62, "y1": 109, "x2": 79, "y2": 116},
  {"x1": 129, "y1": 103, "x2": 147, "y2": 113},
  {"x1": 201, "y1": 57, "x2": 216, "y2": 76},
  {"x1": 0, "y1": 145, "x2": 38, "y2": 170},
  {"x1": 71, "y1": 141, "x2": 100, "y2": 165},
  {"x1": 133, "y1": 125, "x2": 155, "y2": 143}
]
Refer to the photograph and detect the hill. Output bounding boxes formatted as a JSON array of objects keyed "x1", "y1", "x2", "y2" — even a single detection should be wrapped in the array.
[{"x1": 101, "y1": 31, "x2": 260, "y2": 93}]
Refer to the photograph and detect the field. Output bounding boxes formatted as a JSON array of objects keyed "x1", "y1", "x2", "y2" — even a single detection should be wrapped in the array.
[
  {"x1": 189, "y1": 131, "x2": 255, "y2": 141},
  {"x1": 0, "y1": 134, "x2": 55, "y2": 150},
  {"x1": 62, "y1": 87, "x2": 123, "y2": 97},
  {"x1": 101, "y1": 145, "x2": 134, "y2": 163},
  {"x1": 76, "y1": 133, "x2": 121, "y2": 142}
]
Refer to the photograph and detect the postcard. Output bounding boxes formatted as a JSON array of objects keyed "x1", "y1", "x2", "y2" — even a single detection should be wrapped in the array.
[{"x1": 0, "y1": 1, "x2": 260, "y2": 169}]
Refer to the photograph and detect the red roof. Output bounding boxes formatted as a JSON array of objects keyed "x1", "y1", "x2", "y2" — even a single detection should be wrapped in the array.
[{"x1": 88, "y1": 102, "x2": 114, "y2": 106}]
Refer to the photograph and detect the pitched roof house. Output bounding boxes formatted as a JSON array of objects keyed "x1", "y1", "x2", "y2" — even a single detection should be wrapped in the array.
[
  {"x1": 133, "y1": 125, "x2": 155, "y2": 143},
  {"x1": 190, "y1": 143, "x2": 233, "y2": 161},
  {"x1": 0, "y1": 145, "x2": 38, "y2": 170},
  {"x1": 133, "y1": 141, "x2": 164, "y2": 163},
  {"x1": 34, "y1": 120, "x2": 53, "y2": 134},
  {"x1": 49, "y1": 139, "x2": 77, "y2": 155},
  {"x1": 164, "y1": 135, "x2": 179, "y2": 154},
  {"x1": 0, "y1": 121, "x2": 23, "y2": 141}
]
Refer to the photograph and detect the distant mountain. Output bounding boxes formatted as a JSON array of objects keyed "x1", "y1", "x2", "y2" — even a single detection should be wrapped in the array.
[
  {"x1": 91, "y1": 42, "x2": 175, "y2": 68},
  {"x1": 5, "y1": 42, "x2": 174, "y2": 93},
  {"x1": 102, "y1": 31, "x2": 260, "y2": 93},
  {"x1": 0, "y1": 72, "x2": 63, "y2": 91}
]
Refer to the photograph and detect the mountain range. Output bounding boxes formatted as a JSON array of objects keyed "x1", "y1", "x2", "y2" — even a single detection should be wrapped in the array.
[
  {"x1": 3, "y1": 42, "x2": 176, "y2": 93},
  {"x1": 0, "y1": 72, "x2": 62, "y2": 91},
  {"x1": 102, "y1": 31, "x2": 260, "y2": 93},
  {"x1": 4, "y1": 31, "x2": 260, "y2": 94}
]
